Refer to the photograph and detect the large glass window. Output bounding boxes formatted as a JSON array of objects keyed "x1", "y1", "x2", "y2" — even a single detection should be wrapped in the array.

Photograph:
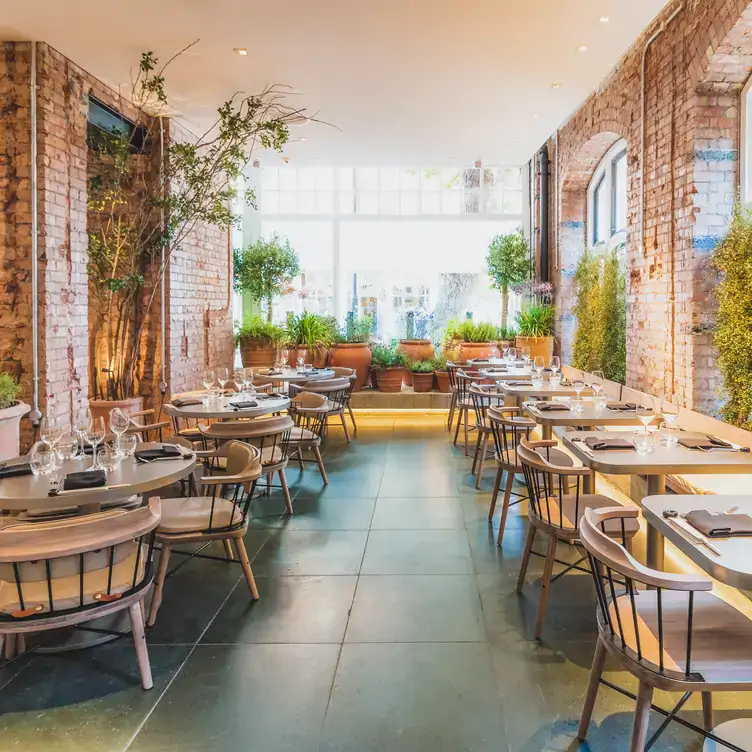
[{"x1": 587, "y1": 140, "x2": 628, "y2": 248}]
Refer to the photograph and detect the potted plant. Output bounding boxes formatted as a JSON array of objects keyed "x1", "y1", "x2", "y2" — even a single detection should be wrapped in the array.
[
  {"x1": 370, "y1": 342, "x2": 408, "y2": 393},
  {"x1": 233, "y1": 233, "x2": 301, "y2": 323},
  {"x1": 87, "y1": 49, "x2": 311, "y2": 420},
  {"x1": 0, "y1": 373, "x2": 29, "y2": 462},
  {"x1": 486, "y1": 230, "x2": 531, "y2": 329},
  {"x1": 235, "y1": 317, "x2": 285, "y2": 368},
  {"x1": 410, "y1": 360, "x2": 436, "y2": 393},
  {"x1": 498, "y1": 324, "x2": 517, "y2": 350},
  {"x1": 397, "y1": 309, "x2": 435, "y2": 382},
  {"x1": 433, "y1": 354, "x2": 451, "y2": 393},
  {"x1": 515, "y1": 303, "x2": 556, "y2": 363},
  {"x1": 445, "y1": 320, "x2": 499, "y2": 362},
  {"x1": 329, "y1": 312, "x2": 374, "y2": 391},
  {"x1": 284, "y1": 312, "x2": 333, "y2": 367}
]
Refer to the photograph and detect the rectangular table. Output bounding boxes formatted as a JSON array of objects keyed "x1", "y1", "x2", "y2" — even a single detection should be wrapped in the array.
[
  {"x1": 478, "y1": 368, "x2": 533, "y2": 381},
  {"x1": 563, "y1": 430, "x2": 752, "y2": 569},
  {"x1": 523, "y1": 399, "x2": 646, "y2": 440},
  {"x1": 497, "y1": 380, "x2": 592, "y2": 410}
]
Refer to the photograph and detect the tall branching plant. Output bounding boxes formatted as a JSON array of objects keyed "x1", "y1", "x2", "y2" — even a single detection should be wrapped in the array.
[
  {"x1": 712, "y1": 204, "x2": 752, "y2": 428},
  {"x1": 486, "y1": 230, "x2": 531, "y2": 328}
]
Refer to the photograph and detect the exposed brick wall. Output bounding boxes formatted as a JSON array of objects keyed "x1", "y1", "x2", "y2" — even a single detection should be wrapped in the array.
[{"x1": 534, "y1": 0, "x2": 752, "y2": 416}]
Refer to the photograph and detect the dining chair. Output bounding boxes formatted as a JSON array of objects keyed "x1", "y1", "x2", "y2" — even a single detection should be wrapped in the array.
[
  {"x1": 328, "y1": 367, "x2": 358, "y2": 434},
  {"x1": 577, "y1": 506, "x2": 752, "y2": 752},
  {"x1": 516, "y1": 439, "x2": 639, "y2": 640},
  {"x1": 147, "y1": 441, "x2": 262, "y2": 626},
  {"x1": 0, "y1": 499, "x2": 161, "y2": 689},
  {"x1": 198, "y1": 416, "x2": 294, "y2": 514},
  {"x1": 296, "y1": 377, "x2": 353, "y2": 443},
  {"x1": 453, "y1": 370, "x2": 484, "y2": 455},
  {"x1": 468, "y1": 383, "x2": 507, "y2": 488},
  {"x1": 126, "y1": 409, "x2": 170, "y2": 443},
  {"x1": 287, "y1": 391, "x2": 330, "y2": 484},
  {"x1": 446, "y1": 361, "x2": 462, "y2": 431}
]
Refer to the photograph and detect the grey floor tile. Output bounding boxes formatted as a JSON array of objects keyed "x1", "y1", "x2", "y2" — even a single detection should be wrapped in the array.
[
  {"x1": 129, "y1": 644, "x2": 339, "y2": 752},
  {"x1": 202, "y1": 575, "x2": 358, "y2": 644},
  {"x1": 370, "y1": 496, "x2": 465, "y2": 530},
  {"x1": 361, "y1": 529, "x2": 474, "y2": 575},
  {"x1": 378, "y1": 467, "x2": 459, "y2": 497},
  {"x1": 346, "y1": 575, "x2": 485, "y2": 642},
  {"x1": 319, "y1": 642, "x2": 508, "y2": 752},
  {"x1": 277, "y1": 496, "x2": 376, "y2": 531}
]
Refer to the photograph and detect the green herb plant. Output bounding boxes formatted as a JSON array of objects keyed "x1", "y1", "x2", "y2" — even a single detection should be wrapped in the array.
[
  {"x1": 410, "y1": 360, "x2": 436, "y2": 374},
  {"x1": 498, "y1": 324, "x2": 517, "y2": 342},
  {"x1": 515, "y1": 303, "x2": 556, "y2": 338},
  {"x1": 370, "y1": 342, "x2": 408, "y2": 369},
  {"x1": 445, "y1": 320, "x2": 498, "y2": 343},
  {"x1": 0, "y1": 373, "x2": 21, "y2": 410},
  {"x1": 234, "y1": 317, "x2": 285, "y2": 347},
  {"x1": 335, "y1": 312, "x2": 374, "y2": 344},
  {"x1": 284, "y1": 312, "x2": 334, "y2": 355}
]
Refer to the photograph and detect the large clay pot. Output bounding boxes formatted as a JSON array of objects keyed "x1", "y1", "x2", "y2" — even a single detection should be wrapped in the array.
[
  {"x1": 397, "y1": 340, "x2": 435, "y2": 386},
  {"x1": 89, "y1": 396, "x2": 144, "y2": 426},
  {"x1": 411, "y1": 372, "x2": 435, "y2": 393},
  {"x1": 239, "y1": 339, "x2": 277, "y2": 369},
  {"x1": 375, "y1": 367, "x2": 406, "y2": 393},
  {"x1": 515, "y1": 336, "x2": 555, "y2": 365},
  {"x1": 287, "y1": 346, "x2": 328, "y2": 369},
  {"x1": 435, "y1": 371, "x2": 451, "y2": 393},
  {"x1": 0, "y1": 401, "x2": 30, "y2": 462},
  {"x1": 458, "y1": 342, "x2": 495, "y2": 361},
  {"x1": 329, "y1": 343, "x2": 372, "y2": 391}
]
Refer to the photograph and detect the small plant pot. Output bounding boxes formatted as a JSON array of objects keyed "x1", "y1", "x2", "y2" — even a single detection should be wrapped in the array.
[
  {"x1": 89, "y1": 396, "x2": 144, "y2": 427},
  {"x1": 435, "y1": 371, "x2": 451, "y2": 393},
  {"x1": 375, "y1": 367, "x2": 406, "y2": 393},
  {"x1": 0, "y1": 401, "x2": 30, "y2": 462},
  {"x1": 411, "y1": 372, "x2": 435, "y2": 393},
  {"x1": 239, "y1": 340, "x2": 277, "y2": 369},
  {"x1": 329, "y1": 343, "x2": 372, "y2": 391},
  {"x1": 370, "y1": 368, "x2": 380, "y2": 390}
]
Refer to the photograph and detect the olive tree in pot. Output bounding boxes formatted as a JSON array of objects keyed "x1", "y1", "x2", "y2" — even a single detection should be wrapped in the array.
[
  {"x1": 370, "y1": 343, "x2": 408, "y2": 393},
  {"x1": 0, "y1": 373, "x2": 29, "y2": 462},
  {"x1": 235, "y1": 317, "x2": 285, "y2": 368},
  {"x1": 486, "y1": 230, "x2": 531, "y2": 330}
]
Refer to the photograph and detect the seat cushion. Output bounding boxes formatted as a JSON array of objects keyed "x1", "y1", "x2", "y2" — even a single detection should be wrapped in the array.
[
  {"x1": 289, "y1": 427, "x2": 321, "y2": 445},
  {"x1": 157, "y1": 496, "x2": 244, "y2": 535},
  {"x1": 499, "y1": 446, "x2": 575, "y2": 471},
  {"x1": 260, "y1": 446, "x2": 286, "y2": 466}
]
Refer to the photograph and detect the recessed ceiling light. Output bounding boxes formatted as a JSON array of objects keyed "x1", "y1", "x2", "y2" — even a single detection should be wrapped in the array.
[
  {"x1": 551, "y1": 83, "x2": 561, "y2": 89},
  {"x1": 578, "y1": 45, "x2": 589, "y2": 52},
  {"x1": 532, "y1": 113, "x2": 540, "y2": 118},
  {"x1": 600, "y1": 16, "x2": 610, "y2": 23},
  {"x1": 299, "y1": 137, "x2": 307, "y2": 142},
  {"x1": 234, "y1": 48, "x2": 248, "y2": 56}
]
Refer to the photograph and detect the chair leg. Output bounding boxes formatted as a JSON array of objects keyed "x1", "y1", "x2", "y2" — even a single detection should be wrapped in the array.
[
  {"x1": 447, "y1": 393, "x2": 457, "y2": 431},
  {"x1": 16, "y1": 633, "x2": 25, "y2": 654},
  {"x1": 233, "y1": 536, "x2": 260, "y2": 600},
  {"x1": 578, "y1": 636, "x2": 607, "y2": 741},
  {"x1": 463, "y1": 411, "x2": 469, "y2": 456},
  {"x1": 223, "y1": 539, "x2": 235, "y2": 560},
  {"x1": 701, "y1": 692, "x2": 713, "y2": 731},
  {"x1": 452, "y1": 408, "x2": 463, "y2": 446},
  {"x1": 475, "y1": 433, "x2": 489, "y2": 488},
  {"x1": 340, "y1": 413, "x2": 351, "y2": 443},
  {"x1": 313, "y1": 446, "x2": 328, "y2": 484},
  {"x1": 517, "y1": 524, "x2": 536, "y2": 594},
  {"x1": 279, "y1": 468, "x2": 293, "y2": 514},
  {"x1": 3, "y1": 634, "x2": 13, "y2": 660},
  {"x1": 488, "y1": 466, "x2": 503, "y2": 521},
  {"x1": 347, "y1": 404, "x2": 358, "y2": 434},
  {"x1": 129, "y1": 601, "x2": 153, "y2": 690},
  {"x1": 147, "y1": 543, "x2": 172, "y2": 627},
  {"x1": 497, "y1": 472, "x2": 516, "y2": 547},
  {"x1": 630, "y1": 682, "x2": 654, "y2": 752},
  {"x1": 535, "y1": 534, "x2": 558, "y2": 640},
  {"x1": 471, "y1": 432, "x2": 482, "y2": 476}
]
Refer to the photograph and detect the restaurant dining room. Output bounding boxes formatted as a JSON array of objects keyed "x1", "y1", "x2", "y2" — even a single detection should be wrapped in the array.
[{"x1": 3, "y1": 1, "x2": 752, "y2": 750}]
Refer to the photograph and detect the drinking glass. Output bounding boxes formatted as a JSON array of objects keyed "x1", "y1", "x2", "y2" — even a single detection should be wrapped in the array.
[
  {"x1": 56, "y1": 430, "x2": 79, "y2": 463},
  {"x1": 118, "y1": 433, "x2": 138, "y2": 458},
  {"x1": 297, "y1": 349, "x2": 307, "y2": 372},
  {"x1": 521, "y1": 347, "x2": 531, "y2": 367},
  {"x1": 233, "y1": 368, "x2": 245, "y2": 393},
  {"x1": 40, "y1": 416, "x2": 63, "y2": 467},
  {"x1": 507, "y1": 347, "x2": 517, "y2": 363},
  {"x1": 533, "y1": 356, "x2": 545, "y2": 377},
  {"x1": 661, "y1": 399, "x2": 679, "y2": 426},
  {"x1": 570, "y1": 398, "x2": 584, "y2": 414},
  {"x1": 217, "y1": 367, "x2": 229, "y2": 395},
  {"x1": 591, "y1": 370, "x2": 604, "y2": 398},
  {"x1": 549, "y1": 356, "x2": 560, "y2": 375},
  {"x1": 109, "y1": 407, "x2": 130, "y2": 452},
  {"x1": 74, "y1": 408, "x2": 91, "y2": 459},
  {"x1": 637, "y1": 404, "x2": 655, "y2": 430},
  {"x1": 489, "y1": 345, "x2": 499, "y2": 360},
  {"x1": 30, "y1": 443, "x2": 54, "y2": 476},
  {"x1": 98, "y1": 443, "x2": 120, "y2": 475},
  {"x1": 304, "y1": 363, "x2": 314, "y2": 374},
  {"x1": 202, "y1": 369, "x2": 216, "y2": 398},
  {"x1": 659, "y1": 421, "x2": 680, "y2": 448},
  {"x1": 634, "y1": 429, "x2": 654, "y2": 455},
  {"x1": 501, "y1": 346, "x2": 509, "y2": 362},
  {"x1": 572, "y1": 378, "x2": 586, "y2": 399},
  {"x1": 280, "y1": 348, "x2": 289, "y2": 369},
  {"x1": 84, "y1": 416, "x2": 106, "y2": 471}
]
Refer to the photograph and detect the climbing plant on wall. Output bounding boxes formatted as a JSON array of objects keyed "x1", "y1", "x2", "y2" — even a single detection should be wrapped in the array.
[
  {"x1": 572, "y1": 245, "x2": 626, "y2": 384},
  {"x1": 712, "y1": 204, "x2": 752, "y2": 429}
]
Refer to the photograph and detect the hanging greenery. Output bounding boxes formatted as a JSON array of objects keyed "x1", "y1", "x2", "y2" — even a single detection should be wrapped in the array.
[
  {"x1": 712, "y1": 204, "x2": 752, "y2": 428},
  {"x1": 572, "y1": 246, "x2": 626, "y2": 383}
]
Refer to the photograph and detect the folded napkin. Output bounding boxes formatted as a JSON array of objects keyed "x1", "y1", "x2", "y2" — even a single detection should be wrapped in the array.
[
  {"x1": 61, "y1": 469, "x2": 106, "y2": 491},
  {"x1": 534, "y1": 402, "x2": 570, "y2": 412},
  {"x1": 584, "y1": 437, "x2": 635, "y2": 451},
  {"x1": 264, "y1": 369, "x2": 283, "y2": 376},
  {"x1": 485, "y1": 368, "x2": 508, "y2": 374},
  {"x1": 135, "y1": 445, "x2": 184, "y2": 462},
  {"x1": 171, "y1": 397, "x2": 203, "y2": 407},
  {"x1": 0, "y1": 462, "x2": 32, "y2": 479},
  {"x1": 685, "y1": 509, "x2": 752, "y2": 538},
  {"x1": 606, "y1": 402, "x2": 637, "y2": 411},
  {"x1": 504, "y1": 381, "x2": 532, "y2": 387},
  {"x1": 230, "y1": 400, "x2": 259, "y2": 410},
  {"x1": 679, "y1": 436, "x2": 733, "y2": 450},
  {"x1": 256, "y1": 393, "x2": 284, "y2": 400}
]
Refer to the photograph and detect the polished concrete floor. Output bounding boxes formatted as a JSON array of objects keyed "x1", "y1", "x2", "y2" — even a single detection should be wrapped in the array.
[{"x1": 0, "y1": 415, "x2": 750, "y2": 751}]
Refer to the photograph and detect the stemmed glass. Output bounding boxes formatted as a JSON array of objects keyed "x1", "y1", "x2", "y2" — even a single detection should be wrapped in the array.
[
  {"x1": 521, "y1": 347, "x2": 532, "y2": 368},
  {"x1": 637, "y1": 404, "x2": 655, "y2": 430},
  {"x1": 203, "y1": 369, "x2": 216, "y2": 399},
  {"x1": 591, "y1": 370, "x2": 604, "y2": 398},
  {"x1": 489, "y1": 345, "x2": 499, "y2": 360},
  {"x1": 84, "y1": 416, "x2": 106, "y2": 471},
  {"x1": 572, "y1": 378, "x2": 586, "y2": 400},
  {"x1": 661, "y1": 399, "x2": 679, "y2": 426},
  {"x1": 233, "y1": 368, "x2": 245, "y2": 393},
  {"x1": 280, "y1": 348, "x2": 290, "y2": 369},
  {"x1": 56, "y1": 431, "x2": 79, "y2": 464},
  {"x1": 297, "y1": 349, "x2": 307, "y2": 372},
  {"x1": 74, "y1": 408, "x2": 91, "y2": 459},
  {"x1": 549, "y1": 356, "x2": 560, "y2": 376},
  {"x1": 533, "y1": 356, "x2": 545, "y2": 378},
  {"x1": 501, "y1": 346, "x2": 510, "y2": 362},
  {"x1": 506, "y1": 347, "x2": 517, "y2": 364},
  {"x1": 217, "y1": 367, "x2": 229, "y2": 399},
  {"x1": 109, "y1": 407, "x2": 130, "y2": 454},
  {"x1": 243, "y1": 367, "x2": 255, "y2": 397},
  {"x1": 40, "y1": 416, "x2": 63, "y2": 467}
]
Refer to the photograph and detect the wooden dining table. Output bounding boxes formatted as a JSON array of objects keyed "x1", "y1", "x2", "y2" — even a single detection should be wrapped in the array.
[
  {"x1": 643, "y1": 494, "x2": 752, "y2": 751},
  {"x1": 165, "y1": 393, "x2": 290, "y2": 421}
]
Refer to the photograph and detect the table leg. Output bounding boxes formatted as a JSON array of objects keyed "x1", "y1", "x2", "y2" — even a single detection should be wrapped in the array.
[
  {"x1": 542, "y1": 424, "x2": 552, "y2": 441},
  {"x1": 646, "y1": 474, "x2": 666, "y2": 571}
]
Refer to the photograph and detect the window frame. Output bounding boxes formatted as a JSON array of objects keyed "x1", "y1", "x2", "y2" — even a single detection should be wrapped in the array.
[
  {"x1": 742, "y1": 74, "x2": 752, "y2": 208},
  {"x1": 587, "y1": 139, "x2": 628, "y2": 248}
]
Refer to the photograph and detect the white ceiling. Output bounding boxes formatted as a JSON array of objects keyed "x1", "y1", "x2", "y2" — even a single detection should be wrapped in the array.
[{"x1": 2, "y1": 0, "x2": 667, "y2": 166}]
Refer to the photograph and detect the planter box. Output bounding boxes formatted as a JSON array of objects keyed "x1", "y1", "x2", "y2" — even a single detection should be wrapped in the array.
[
  {"x1": 0, "y1": 401, "x2": 30, "y2": 462},
  {"x1": 515, "y1": 336, "x2": 554, "y2": 364},
  {"x1": 89, "y1": 396, "x2": 144, "y2": 426},
  {"x1": 397, "y1": 340, "x2": 435, "y2": 386},
  {"x1": 329, "y1": 343, "x2": 372, "y2": 391},
  {"x1": 239, "y1": 340, "x2": 277, "y2": 369},
  {"x1": 411, "y1": 372, "x2": 435, "y2": 393},
  {"x1": 458, "y1": 342, "x2": 495, "y2": 361}
]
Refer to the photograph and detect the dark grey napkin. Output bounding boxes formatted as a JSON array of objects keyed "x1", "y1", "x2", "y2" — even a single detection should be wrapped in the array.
[
  {"x1": 535, "y1": 402, "x2": 570, "y2": 412},
  {"x1": 685, "y1": 510, "x2": 752, "y2": 538},
  {"x1": 135, "y1": 446, "x2": 183, "y2": 462},
  {"x1": 584, "y1": 437, "x2": 635, "y2": 451},
  {"x1": 230, "y1": 400, "x2": 259, "y2": 410},
  {"x1": 172, "y1": 397, "x2": 203, "y2": 407},
  {"x1": 606, "y1": 402, "x2": 637, "y2": 411},
  {"x1": 0, "y1": 462, "x2": 32, "y2": 479},
  {"x1": 61, "y1": 469, "x2": 106, "y2": 491}
]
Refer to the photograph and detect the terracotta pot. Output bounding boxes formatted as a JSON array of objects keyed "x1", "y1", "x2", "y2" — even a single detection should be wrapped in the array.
[
  {"x1": 458, "y1": 342, "x2": 495, "y2": 361},
  {"x1": 287, "y1": 346, "x2": 328, "y2": 369},
  {"x1": 0, "y1": 401, "x2": 30, "y2": 462},
  {"x1": 435, "y1": 371, "x2": 451, "y2": 393},
  {"x1": 370, "y1": 369, "x2": 380, "y2": 390},
  {"x1": 375, "y1": 367, "x2": 406, "y2": 393},
  {"x1": 239, "y1": 339, "x2": 277, "y2": 369},
  {"x1": 397, "y1": 340, "x2": 435, "y2": 386},
  {"x1": 89, "y1": 396, "x2": 144, "y2": 426},
  {"x1": 515, "y1": 336, "x2": 555, "y2": 365},
  {"x1": 411, "y1": 372, "x2": 435, "y2": 393},
  {"x1": 329, "y1": 343, "x2": 372, "y2": 391}
]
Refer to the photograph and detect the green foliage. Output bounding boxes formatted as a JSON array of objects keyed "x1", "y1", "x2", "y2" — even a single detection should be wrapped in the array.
[
  {"x1": 234, "y1": 317, "x2": 285, "y2": 346},
  {"x1": 233, "y1": 234, "x2": 300, "y2": 322},
  {"x1": 571, "y1": 248, "x2": 626, "y2": 383},
  {"x1": 334, "y1": 312, "x2": 374, "y2": 343},
  {"x1": 432, "y1": 353, "x2": 449, "y2": 371},
  {"x1": 712, "y1": 204, "x2": 752, "y2": 428},
  {"x1": 371, "y1": 341, "x2": 408, "y2": 369},
  {"x1": 284, "y1": 312, "x2": 333, "y2": 351},
  {"x1": 0, "y1": 373, "x2": 21, "y2": 410},
  {"x1": 486, "y1": 230, "x2": 531, "y2": 325},
  {"x1": 445, "y1": 319, "x2": 498, "y2": 343},
  {"x1": 515, "y1": 303, "x2": 556, "y2": 338},
  {"x1": 410, "y1": 360, "x2": 435, "y2": 373},
  {"x1": 497, "y1": 324, "x2": 518, "y2": 341}
]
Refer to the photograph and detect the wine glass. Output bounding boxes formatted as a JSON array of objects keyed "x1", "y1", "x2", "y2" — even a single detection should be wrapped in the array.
[
  {"x1": 56, "y1": 430, "x2": 79, "y2": 463},
  {"x1": 109, "y1": 407, "x2": 130, "y2": 452},
  {"x1": 507, "y1": 347, "x2": 517, "y2": 364},
  {"x1": 280, "y1": 348, "x2": 289, "y2": 369},
  {"x1": 30, "y1": 443, "x2": 54, "y2": 476},
  {"x1": 84, "y1": 416, "x2": 106, "y2": 471},
  {"x1": 533, "y1": 356, "x2": 545, "y2": 377},
  {"x1": 297, "y1": 349, "x2": 307, "y2": 372},
  {"x1": 549, "y1": 356, "x2": 560, "y2": 376},
  {"x1": 591, "y1": 370, "x2": 604, "y2": 398},
  {"x1": 521, "y1": 347, "x2": 531, "y2": 367},
  {"x1": 662, "y1": 399, "x2": 679, "y2": 426},
  {"x1": 202, "y1": 369, "x2": 216, "y2": 398},
  {"x1": 40, "y1": 416, "x2": 63, "y2": 468},
  {"x1": 243, "y1": 367, "x2": 255, "y2": 397},
  {"x1": 489, "y1": 345, "x2": 499, "y2": 360},
  {"x1": 217, "y1": 367, "x2": 229, "y2": 395},
  {"x1": 572, "y1": 378, "x2": 586, "y2": 400},
  {"x1": 74, "y1": 408, "x2": 91, "y2": 459},
  {"x1": 637, "y1": 404, "x2": 655, "y2": 430},
  {"x1": 501, "y1": 346, "x2": 509, "y2": 362}
]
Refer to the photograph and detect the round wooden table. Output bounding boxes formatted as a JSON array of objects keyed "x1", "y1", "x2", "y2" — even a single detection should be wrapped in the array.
[
  {"x1": 165, "y1": 394, "x2": 290, "y2": 421},
  {"x1": 256, "y1": 367, "x2": 335, "y2": 383}
]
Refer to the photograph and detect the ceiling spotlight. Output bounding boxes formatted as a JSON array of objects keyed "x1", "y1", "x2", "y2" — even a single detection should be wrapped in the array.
[
  {"x1": 532, "y1": 113, "x2": 541, "y2": 118},
  {"x1": 234, "y1": 48, "x2": 249, "y2": 56},
  {"x1": 551, "y1": 83, "x2": 561, "y2": 89},
  {"x1": 600, "y1": 16, "x2": 610, "y2": 22},
  {"x1": 299, "y1": 137, "x2": 307, "y2": 142},
  {"x1": 578, "y1": 44, "x2": 589, "y2": 52}
]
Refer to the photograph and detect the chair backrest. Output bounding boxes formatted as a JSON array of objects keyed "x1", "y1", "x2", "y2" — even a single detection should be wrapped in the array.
[
  {"x1": 289, "y1": 391, "x2": 329, "y2": 437},
  {"x1": 447, "y1": 361, "x2": 462, "y2": 389},
  {"x1": 487, "y1": 406, "x2": 535, "y2": 466},
  {"x1": 517, "y1": 439, "x2": 591, "y2": 531},
  {"x1": 0, "y1": 499, "x2": 160, "y2": 621},
  {"x1": 456, "y1": 370, "x2": 483, "y2": 400},
  {"x1": 329, "y1": 367, "x2": 355, "y2": 379},
  {"x1": 469, "y1": 383, "x2": 506, "y2": 425},
  {"x1": 580, "y1": 506, "x2": 713, "y2": 681},
  {"x1": 299, "y1": 378, "x2": 350, "y2": 410}
]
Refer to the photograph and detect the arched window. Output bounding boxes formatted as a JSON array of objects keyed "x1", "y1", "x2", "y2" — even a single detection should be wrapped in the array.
[
  {"x1": 587, "y1": 139, "x2": 627, "y2": 249},
  {"x1": 742, "y1": 75, "x2": 752, "y2": 207}
]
